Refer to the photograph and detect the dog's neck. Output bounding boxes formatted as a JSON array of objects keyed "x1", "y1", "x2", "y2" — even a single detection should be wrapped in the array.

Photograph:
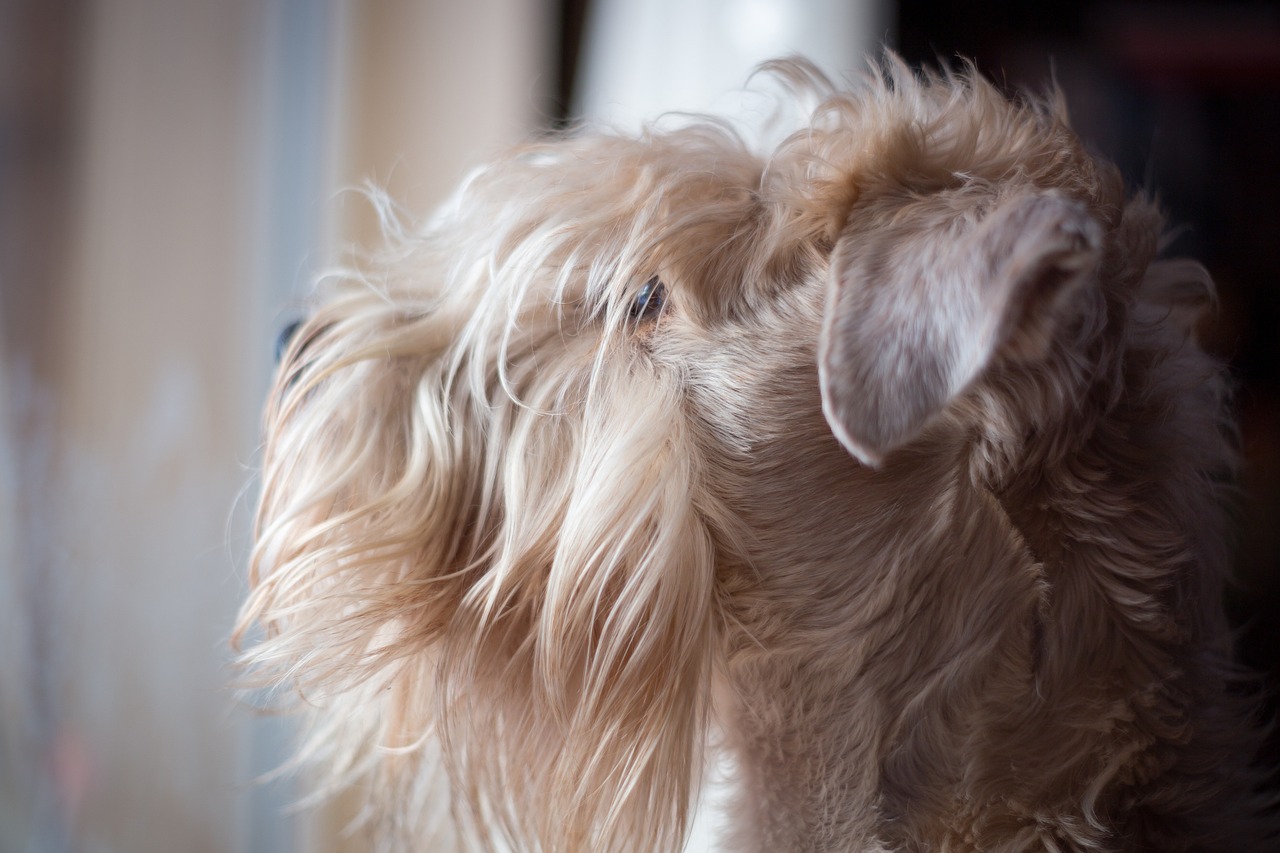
[
  {"x1": 703, "y1": 346, "x2": 1255, "y2": 851},
  {"x1": 712, "y1": 443, "x2": 1045, "y2": 850}
]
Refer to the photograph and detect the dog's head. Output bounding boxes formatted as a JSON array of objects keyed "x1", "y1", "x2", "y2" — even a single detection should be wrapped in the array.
[{"x1": 237, "y1": 58, "x2": 1206, "y2": 850}]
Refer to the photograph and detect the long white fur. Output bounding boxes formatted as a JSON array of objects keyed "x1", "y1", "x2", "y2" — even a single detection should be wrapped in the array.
[{"x1": 236, "y1": 57, "x2": 1274, "y2": 851}]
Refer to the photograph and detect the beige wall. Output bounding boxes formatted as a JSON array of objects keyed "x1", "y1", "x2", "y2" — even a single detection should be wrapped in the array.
[
  {"x1": 333, "y1": 0, "x2": 553, "y2": 253},
  {"x1": 0, "y1": 1, "x2": 552, "y2": 851},
  {"x1": 25, "y1": 1, "x2": 268, "y2": 850},
  {"x1": 0, "y1": 0, "x2": 306, "y2": 850}
]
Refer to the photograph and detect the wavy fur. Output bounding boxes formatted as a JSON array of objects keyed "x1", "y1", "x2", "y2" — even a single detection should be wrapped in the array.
[{"x1": 236, "y1": 56, "x2": 1274, "y2": 851}]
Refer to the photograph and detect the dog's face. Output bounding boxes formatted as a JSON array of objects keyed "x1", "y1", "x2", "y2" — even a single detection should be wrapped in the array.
[{"x1": 238, "y1": 61, "x2": 1193, "y2": 850}]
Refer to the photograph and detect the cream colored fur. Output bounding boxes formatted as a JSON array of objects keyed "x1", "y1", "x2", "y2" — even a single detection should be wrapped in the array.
[{"x1": 236, "y1": 57, "x2": 1275, "y2": 851}]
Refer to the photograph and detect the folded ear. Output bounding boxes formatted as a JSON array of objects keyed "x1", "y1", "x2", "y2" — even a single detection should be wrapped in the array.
[{"x1": 819, "y1": 191, "x2": 1102, "y2": 467}]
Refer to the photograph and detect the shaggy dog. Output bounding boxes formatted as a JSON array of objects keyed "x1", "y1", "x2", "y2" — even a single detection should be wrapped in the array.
[{"x1": 236, "y1": 58, "x2": 1274, "y2": 851}]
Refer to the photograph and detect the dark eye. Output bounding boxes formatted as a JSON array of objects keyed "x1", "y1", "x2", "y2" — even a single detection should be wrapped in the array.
[{"x1": 629, "y1": 277, "x2": 667, "y2": 321}]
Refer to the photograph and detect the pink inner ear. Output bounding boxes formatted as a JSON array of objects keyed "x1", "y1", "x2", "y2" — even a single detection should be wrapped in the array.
[{"x1": 819, "y1": 192, "x2": 1102, "y2": 468}]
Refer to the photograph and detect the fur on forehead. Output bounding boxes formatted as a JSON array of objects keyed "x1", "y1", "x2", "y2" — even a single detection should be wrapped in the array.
[
  {"x1": 369, "y1": 56, "x2": 1120, "y2": 363},
  {"x1": 764, "y1": 56, "x2": 1120, "y2": 231}
]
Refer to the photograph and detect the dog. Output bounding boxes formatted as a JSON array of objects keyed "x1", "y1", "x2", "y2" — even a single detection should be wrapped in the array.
[{"x1": 236, "y1": 57, "x2": 1275, "y2": 851}]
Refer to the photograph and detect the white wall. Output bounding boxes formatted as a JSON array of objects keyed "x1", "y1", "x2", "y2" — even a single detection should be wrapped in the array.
[{"x1": 579, "y1": 0, "x2": 893, "y2": 131}]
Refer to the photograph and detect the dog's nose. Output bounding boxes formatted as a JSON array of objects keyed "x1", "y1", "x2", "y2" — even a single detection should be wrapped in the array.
[{"x1": 275, "y1": 319, "x2": 303, "y2": 364}]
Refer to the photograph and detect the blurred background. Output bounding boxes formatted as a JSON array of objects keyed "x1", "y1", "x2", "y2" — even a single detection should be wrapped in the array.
[{"x1": 0, "y1": 1, "x2": 1275, "y2": 851}]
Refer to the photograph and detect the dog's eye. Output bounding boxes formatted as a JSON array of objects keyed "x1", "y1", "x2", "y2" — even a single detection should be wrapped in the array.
[{"x1": 629, "y1": 277, "x2": 666, "y2": 321}]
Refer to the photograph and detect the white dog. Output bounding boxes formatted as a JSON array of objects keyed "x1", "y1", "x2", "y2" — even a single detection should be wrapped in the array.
[{"x1": 237, "y1": 58, "x2": 1274, "y2": 851}]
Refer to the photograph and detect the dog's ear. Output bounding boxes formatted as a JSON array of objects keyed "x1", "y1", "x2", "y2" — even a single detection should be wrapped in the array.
[{"x1": 819, "y1": 192, "x2": 1102, "y2": 467}]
